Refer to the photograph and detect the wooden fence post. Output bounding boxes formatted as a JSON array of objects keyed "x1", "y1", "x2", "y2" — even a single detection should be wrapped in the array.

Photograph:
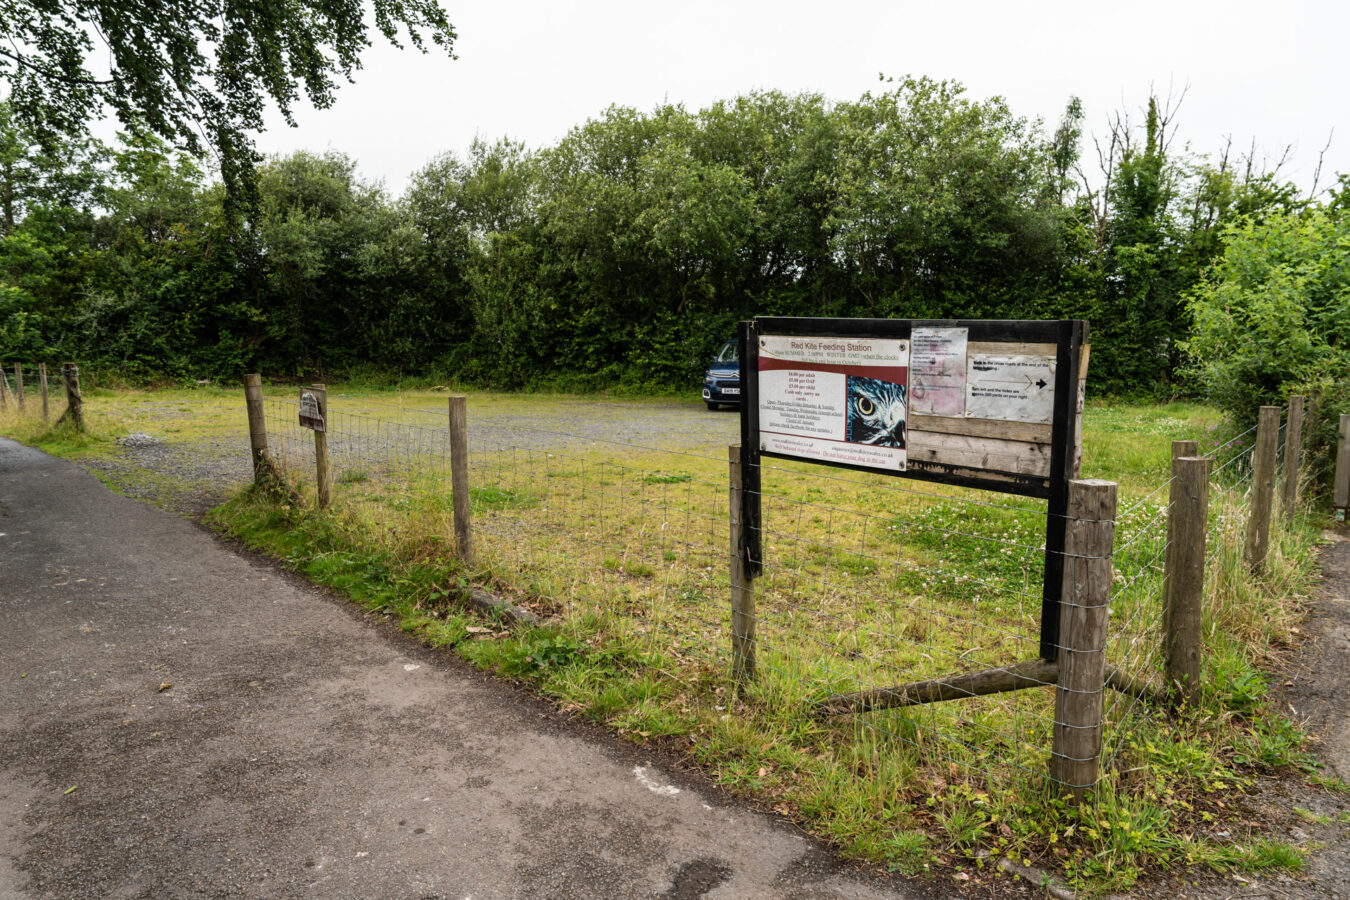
[
  {"x1": 1244, "y1": 406, "x2": 1279, "y2": 569},
  {"x1": 243, "y1": 374, "x2": 269, "y2": 486},
  {"x1": 310, "y1": 384, "x2": 330, "y2": 510},
  {"x1": 729, "y1": 443, "x2": 757, "y2": 682},
  {"x1": 1282, "y1": 395, "x2": 1304, "y2": 517},
  {"x1": 1335, "y1": 414, "x2": 1350, "y2": 522},
  {"x1": 448, "y1": 395, "x2": 474, "y2": 564},
  {"x1": 1162, "y1": 451, "x2": 1210, "y2": 708},
  {"x1": 1159, "y1": 441, "x2": 1197, "y2": 643},
  {"x1": 13, "y1": 363, "x2": 23, "y2": 410},
  {"x1": 1051, "y1": 478, "x2": 1116, "y2": 799},
  {"x1": 0, "y1": 369, "x2": 7, "y2": 411},
  {"x1": 59, "y1": 363, "x2": 83, "y2": 431},
  {"x1": 39, "y1": 362, "x2": 49, "y2": 422}
]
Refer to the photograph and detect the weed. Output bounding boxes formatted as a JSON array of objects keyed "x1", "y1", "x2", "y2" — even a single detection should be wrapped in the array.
[
  {"x1": 1311, "y1": 774, "x2": 1350, "y2": 794},
  {"x1": 1231, "y1": 716, "x2": 1316, "y2": 771},
  {"x1": 642, "y1": 472, "x2": 693, "y2": 484},
  {"x1": 1210, "y1": 838, "x2": 1306, "y2": 871},
  {"x1": 470, "y1": 485, "x2": 536, "y2": 509},
  {"x1": 1293, "y1": 807, "x2": 1333, "y2": 825},
  {"x1": 497, "y1": 632, "x2": 585, "y2": 676},
  {"x1": 1207, "y1": 649, "x2": 1269, "y2": 711}
]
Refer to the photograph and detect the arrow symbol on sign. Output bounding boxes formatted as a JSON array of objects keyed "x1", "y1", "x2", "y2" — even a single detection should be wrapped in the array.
[{"x1": 1036, "y1": 378, "x2": 1047, "y2": 389}]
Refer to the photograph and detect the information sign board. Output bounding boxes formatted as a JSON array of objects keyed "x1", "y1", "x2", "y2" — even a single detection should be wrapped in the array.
[
  {"x1": 744, "y1": 318, "x2": 1086, "y2": 497},
  {"x1": 965, "y1": 353, "x2": 1056, "y2": 424},
  {"x1": 739, "y1": 317, "x2": 1089, "y2": 662},
  {"x1": 909, "y1": 326, "x2": 968, "y2": 416}
]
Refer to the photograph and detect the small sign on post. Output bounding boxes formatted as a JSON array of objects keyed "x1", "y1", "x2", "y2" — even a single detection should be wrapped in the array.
[
  {"x1": 299, "y1": 387, "x2": 327, "y2": 432},
  {"x1": 757, "y1": 334, "x2": 910, "y2": 472}
]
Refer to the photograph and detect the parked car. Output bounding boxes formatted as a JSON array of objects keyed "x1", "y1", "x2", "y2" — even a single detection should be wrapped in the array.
[{"x1": 702, "y1": 338, "x2": 740, "y2": 410}]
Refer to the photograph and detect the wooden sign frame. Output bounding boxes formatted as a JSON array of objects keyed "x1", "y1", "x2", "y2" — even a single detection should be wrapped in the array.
[{"x1": 738, "y1": 317, "x2": 1088, "y2": 662}]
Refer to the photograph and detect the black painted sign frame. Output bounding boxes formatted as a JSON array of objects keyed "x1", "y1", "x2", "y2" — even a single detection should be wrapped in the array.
[{"x1": 738, "y1": 317, "x2": 1088, "y2": 662}]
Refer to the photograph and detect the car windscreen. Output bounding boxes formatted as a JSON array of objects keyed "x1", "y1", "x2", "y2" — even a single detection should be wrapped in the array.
[{"x1": 715, "y1": 341, "x2": 738, "y2": 364}]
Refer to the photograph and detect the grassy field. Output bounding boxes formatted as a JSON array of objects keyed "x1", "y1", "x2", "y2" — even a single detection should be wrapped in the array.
[{"x1": 1, "y1": 384, "x2": 1334, "y2": 894}]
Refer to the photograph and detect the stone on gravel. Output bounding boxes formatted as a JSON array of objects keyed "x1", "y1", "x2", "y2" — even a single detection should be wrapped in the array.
[{"x1": 117, "y1": 432, "x2": 161, "y2": 448}]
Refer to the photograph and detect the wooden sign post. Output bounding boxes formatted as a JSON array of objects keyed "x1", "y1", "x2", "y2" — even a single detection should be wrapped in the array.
[
  {"x1": 728, "y1": 443, "x2": 757, "y2": 682},
  {"x1": 1051, "y1": 478, "x2": 1116, "y2": 798},
  {"x1": 299, "y1": 385, "x2": 330, "y2": 509}
]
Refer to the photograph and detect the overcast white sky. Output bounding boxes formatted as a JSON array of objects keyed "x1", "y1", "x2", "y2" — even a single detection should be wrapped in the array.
[{"x1": 255, "y1": 0, "x2": 1350, "y2": 199}]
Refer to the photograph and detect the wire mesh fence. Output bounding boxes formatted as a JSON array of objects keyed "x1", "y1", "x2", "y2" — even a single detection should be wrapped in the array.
[
  {"x1": 0, "y1": 361, "x2": 68, "y2": 423},
  {"x1": 1098, "y1": 425, "x2": 1258, "y2": 769},
  {"x1": 253, "y1": 387, "x2": 1298, "y2": 795}
]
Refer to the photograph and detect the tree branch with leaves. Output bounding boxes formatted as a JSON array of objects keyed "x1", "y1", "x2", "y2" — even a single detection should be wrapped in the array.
[{"x1": 0, "y1": 0, "x2": 456, "y2": 210}]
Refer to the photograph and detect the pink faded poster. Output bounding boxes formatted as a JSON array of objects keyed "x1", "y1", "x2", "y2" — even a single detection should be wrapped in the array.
[{"x1": 908, "y1": 326, "x2": 968, "y2": 417}]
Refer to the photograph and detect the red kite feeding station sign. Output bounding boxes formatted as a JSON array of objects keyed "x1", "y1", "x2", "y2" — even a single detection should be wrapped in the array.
[{"x1": 757, "y1": 335, "x2": 910, "y2": 472}]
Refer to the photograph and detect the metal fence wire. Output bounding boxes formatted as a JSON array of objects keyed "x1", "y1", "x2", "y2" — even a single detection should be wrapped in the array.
[
  {"x1": 256, "y1": 392, "x2": 1280, "y2": 793},
  {"x1": 0, "y1": 362, "x2": 69, "y2": 421}
]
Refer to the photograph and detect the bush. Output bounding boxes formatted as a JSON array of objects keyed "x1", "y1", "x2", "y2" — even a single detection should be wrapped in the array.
[{"x1": 1184, "y1": 206, "x2": 1350, "y2": 427}]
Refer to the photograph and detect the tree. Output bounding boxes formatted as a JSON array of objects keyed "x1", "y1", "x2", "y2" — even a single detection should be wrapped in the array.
[
  {"x1": 827, "y1": 77, "x2": 1066, "y2": 320},
  {"x1": 1073, "y1": 91, "x2": 1307, "y2": 394},
  {"x1": 71, "y1": 136, "x2": 243, "y2": 375},
  {"x1": 1185, "y1": 205, "x2": 1350, "y2": 426},
  {"x1": 0, "y1": 0, "x2": 456, "y2": 206},
  {"x1": 0, "y1": 104, "x2": 107, "y2": 360},
  {"x1": 0, "y1": 103, "x2": 107, "y2": 237}
]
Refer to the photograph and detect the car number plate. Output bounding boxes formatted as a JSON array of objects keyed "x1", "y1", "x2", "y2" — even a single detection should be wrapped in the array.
[{"x1": 723, "y1": 387, "x2": 740, "y2": 395}]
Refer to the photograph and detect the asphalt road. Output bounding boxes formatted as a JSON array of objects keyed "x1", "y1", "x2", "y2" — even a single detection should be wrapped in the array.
[{"x1": 0, "y1": 439, "x2": 948, "y2": 899}]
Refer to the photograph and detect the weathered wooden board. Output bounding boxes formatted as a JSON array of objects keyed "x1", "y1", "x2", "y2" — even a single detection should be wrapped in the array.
[
  {"x1": 908, "y1": 431, "x2": 1052, "y2": 478},
  {"x1": 905, "y1": 343, "x2": 1089, "y2": 480},
  {"x1": 909, "y1": 413, "x2": 1052, "y2": 444},
  {"x1": 967, "y1": 342, "x2": 1091, "y2": 371},
  {"x1": 903, "y1": 461, "x2": 1046, "y2": 494}
]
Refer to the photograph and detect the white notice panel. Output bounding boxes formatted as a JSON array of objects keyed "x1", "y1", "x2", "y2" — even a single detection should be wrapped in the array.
[{"x1": 965, "y1": 354, "x2": 1056, "y2": 424}]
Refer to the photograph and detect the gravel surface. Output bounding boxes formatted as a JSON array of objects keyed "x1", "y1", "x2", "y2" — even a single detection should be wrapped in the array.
[{"x1": 81, "y1": 397, "x2": 743, "y2": 517}]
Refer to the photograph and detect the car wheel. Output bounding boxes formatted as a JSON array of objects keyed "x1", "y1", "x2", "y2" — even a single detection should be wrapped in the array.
[{"x1": 706, "y1": 400, "x2": 719, "y2": 410}]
